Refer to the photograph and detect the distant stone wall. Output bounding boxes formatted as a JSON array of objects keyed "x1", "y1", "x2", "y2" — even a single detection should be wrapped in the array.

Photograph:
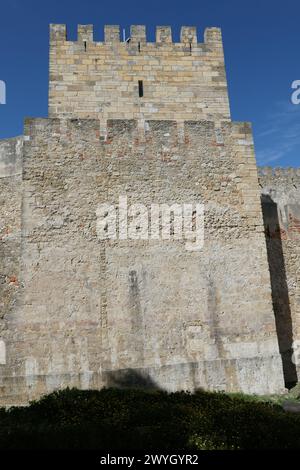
[
  {"x1": 259, "y1": 167, "x2": 300, "y2": 385},
  {"x1": 0, "y1": 118, "x2": 284, "y2": 405},
  {"x1": 0, "y1": 137, "x2": 23, "y2": 373},
  {"x1": 0, "y1": 137, "x2": 23, "y2": 177},
  {"x1": 49, "y1": 25, "x2": 230, "y2": 133}
]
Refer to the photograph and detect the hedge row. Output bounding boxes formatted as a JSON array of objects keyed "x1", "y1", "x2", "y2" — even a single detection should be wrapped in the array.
[{"x1": 0, "y1": 387, "x2": 299, "y2": 449}]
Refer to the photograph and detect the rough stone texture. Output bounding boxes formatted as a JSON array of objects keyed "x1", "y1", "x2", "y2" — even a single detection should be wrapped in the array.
[
  {"x1": 0, "y1": 138, "x2": 23, "y2": 178},
  {"x1": 0, "y1": 24, "x2": 290, "y2": 405},
  {"x1": 259, "y1": 168, "x2": 300, "y2": 386},
  {"x1": 0, "y1": 137, "x2": 23, "y2": 338},
  {"x1": 0, "y1": 118, "x2": 285, "y2": 405}
]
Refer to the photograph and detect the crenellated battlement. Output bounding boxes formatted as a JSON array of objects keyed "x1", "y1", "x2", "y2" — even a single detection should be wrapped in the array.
[
  {"x1": 49, "y1": 24, "x2": 229, "y2": 122},
  {"x1": 259, "y1": 166, "x2": 300, "y2": 180},
  {"x1": 22, "y1": 117, "x2": 246, "y2": 149},
  {"x1": 49, "y1": 23, "x2": 222, "y2": 48}
]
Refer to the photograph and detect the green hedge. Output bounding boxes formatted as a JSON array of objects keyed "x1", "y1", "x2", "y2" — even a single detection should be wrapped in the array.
[{"x1": 0, "y1": 387, "x2": 299, "y2": 449}]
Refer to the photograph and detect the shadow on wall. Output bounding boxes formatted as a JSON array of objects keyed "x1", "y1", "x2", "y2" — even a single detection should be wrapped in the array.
[
  {"x1": 261, "y1": 194, "x2": 298, "y2": 389},
  {"x1": 103, "y1": 368, "x2": 158, "y2": 389}
]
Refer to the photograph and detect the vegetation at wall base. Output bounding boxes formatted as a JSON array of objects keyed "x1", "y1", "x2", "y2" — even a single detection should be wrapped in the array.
[{"x1": 0, "y1": 387, "x2": 300, "y2": 450}]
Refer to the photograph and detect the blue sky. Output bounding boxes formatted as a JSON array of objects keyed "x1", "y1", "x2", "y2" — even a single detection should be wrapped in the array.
[{"x1": 0, "y1": 0, "x2": 299, "y2": 167}]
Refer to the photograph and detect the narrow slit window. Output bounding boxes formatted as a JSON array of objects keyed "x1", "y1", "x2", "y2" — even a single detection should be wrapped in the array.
[{"x1": 138, "y1": 80, "x2": 144, "y2": 97}]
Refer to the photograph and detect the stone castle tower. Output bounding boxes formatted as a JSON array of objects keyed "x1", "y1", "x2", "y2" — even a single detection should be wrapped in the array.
[{"x1": 0, "y1": 23, "x2": 299, "y2": 405}]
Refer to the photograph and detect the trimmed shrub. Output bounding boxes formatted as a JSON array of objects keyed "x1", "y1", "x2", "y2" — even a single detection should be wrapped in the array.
[{"x1": 0, "y1": 388, "x2": 299, "y2": 449}]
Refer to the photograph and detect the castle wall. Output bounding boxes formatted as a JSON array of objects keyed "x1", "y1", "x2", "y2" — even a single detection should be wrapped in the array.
[
  {"x1": 2, "y1": 23, "x2": 296, "y2": 405},
  {"x1": 259, "y1": 168, "x2": 300, "y2": 384},
  {"x1": 0, "y1": 138, "x2": 23, "y2": 320},
  {"x1": 0, "y1": 138, "x2": 23, "y2": 374},
  {"x1": 49, "y1": 25, "x2": 230, "y2": 132},
  {"x1": 0, "y1": 118, "x2": 284, "y2": 405}
]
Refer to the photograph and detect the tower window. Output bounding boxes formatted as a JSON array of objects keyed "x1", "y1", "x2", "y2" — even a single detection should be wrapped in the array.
[{"x1": 138, "y1": 80, "x2": 144, "y2": 97}]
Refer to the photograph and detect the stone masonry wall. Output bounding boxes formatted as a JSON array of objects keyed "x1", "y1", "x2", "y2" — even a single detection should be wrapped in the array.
[
  {"x1": 259, "y1": 168, "x2": 300, "y2": 385},
  {"x1": 0, "y1": 23, "x2": 293, "y2": 405},
  {"x1": 49, "y1": 25, "x2": 230, "y2": 134},
  {"x1": 0, "y1": 137, "x2": 23, "y2": 369},
  {"x1": 0, "y1": 118, "x2": 284, "y2": 405}
]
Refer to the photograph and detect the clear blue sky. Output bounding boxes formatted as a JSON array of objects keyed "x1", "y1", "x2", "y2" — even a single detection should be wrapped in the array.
[{"x1": 0, "y1": 0, "x2": 299, "y2": 167}]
